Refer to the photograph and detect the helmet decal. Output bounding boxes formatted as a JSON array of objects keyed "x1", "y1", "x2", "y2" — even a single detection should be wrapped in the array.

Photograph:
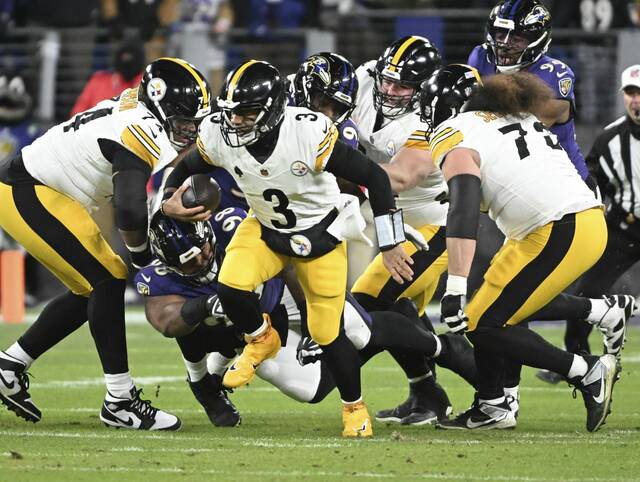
[
  {"x1": 147, "y1": 78, "x2": 167, "y2": 102},
  {"x1": 226, "y1": 59, "x2": 260, "y2": 102}
]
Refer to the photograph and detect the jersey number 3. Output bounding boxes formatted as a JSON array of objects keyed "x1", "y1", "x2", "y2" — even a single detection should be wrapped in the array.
[{"x1": 263, "y1": 189, "x2": 296, "y2": 229}]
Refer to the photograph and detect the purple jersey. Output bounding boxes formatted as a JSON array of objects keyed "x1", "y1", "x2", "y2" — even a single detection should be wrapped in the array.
[
  {"x1": 339, "y1": 118, "x2": 359, "y2": 150},
  {"x1": 467, "y1": 45, "x2": 588, "y2": 179},
  {"x1": 135, "y1": 207, "x2": 284, "y2": 313}
]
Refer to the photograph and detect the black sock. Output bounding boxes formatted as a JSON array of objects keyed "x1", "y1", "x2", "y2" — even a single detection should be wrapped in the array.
[
  {"x1": 88, "y1": 278, "x2": 128, "y2": 374},
  {"x1": 217, "y1": 283, "x2": 263, "y2": 333},
  {"x1": 369, "y1": 311, "x2": 439, "y2": 356},
  {"x1": 18, "y1": 290, "x2": 88, "y2": 359},
  {"x1": 320, "y1": 331, "x2": 362, "y2": 403},
  {"x1": 475, "y1": 346, "x2": 505, "y2": 400},
  {"x1": 467, "y1": 324, "x2": 574, "y2": 376},
  {"x1": 176, "y1": 324, "x2": 210, "y2": 363},
  {"x1": 436, "y1": 332, "x2": 478, "y2": 388},
  {"x1": 527, "y1": 293, "x2": 590, "y2": 321},
  {"x1": 503, "y1": 322, "x2": 527, "y2": 388},
  {"x1": 564, "y1": 318, "x2": 593, "y2": 354}
]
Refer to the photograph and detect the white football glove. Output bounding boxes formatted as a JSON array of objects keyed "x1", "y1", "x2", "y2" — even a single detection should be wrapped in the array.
[{"x1": 404, "y1": 224, "x2": 429, "y2": 251}]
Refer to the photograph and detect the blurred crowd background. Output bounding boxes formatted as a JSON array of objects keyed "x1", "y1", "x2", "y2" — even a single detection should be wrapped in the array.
[{"x1": 1, "y1": 0, "x2": 640, "y2": 307}]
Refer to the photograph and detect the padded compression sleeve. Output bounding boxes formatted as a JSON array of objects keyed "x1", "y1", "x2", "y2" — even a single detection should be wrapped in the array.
[
  {"x1": 111, "y1": 146, "x2": 152, "y2": 232},
  {"x1": 165, "y1": 147, "x2": 213, "y2": 190},
  {"x1": 325, "y1": 139, "x2": 394, "y2": 216},
  {"x1": 446, "y1": 174, "x2": 481, "y2": 239}
]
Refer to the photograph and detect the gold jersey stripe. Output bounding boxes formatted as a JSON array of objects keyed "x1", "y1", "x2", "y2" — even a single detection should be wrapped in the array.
[
  {"x1": 131, "y1": 124, "x2": 160, "y2": 157},
  {"x1": 388, "y1": 36, "x2": 419, "y2": 73},
  {"x1": 121, "y1": 127, "x2": 159, "y2": 168},
  {"x1": 317, "y1": 128, "x2": 334, "y2": 152},
  {"x1": 226, "y1": 60, "x2": 260, "y2": 102},
  {"x1": 315, "y1": 126, "x2": 339, "y2": 171},
  {"x1": 429, "y1": 126, "x2": 454, "y2": 146},
  {"x1": 196, "y1": 136, "x2": 216, "y2": 165},
  {"x1": 403, "y1": 139, "x2": 429, "y2": 150},
  {"x1": 431, "y1": 130, "x2": 464, "y2": 167},
  {"x1": 158, "y1": 57, "x2": 210, "y2": 109}
]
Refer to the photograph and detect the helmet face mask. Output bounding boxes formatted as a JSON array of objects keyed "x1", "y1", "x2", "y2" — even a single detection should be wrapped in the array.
[
  {"x1": 218, "y1": 60, "x2": 286, "y2": 148},
  {"x1": 485, "y1": 0, "x2": 552, "y2": 73},
  {"x1": 139, "y1": 58, "x2": 212, "y2": 151},
  {"x1": 293, "y1": 53, "x2": 358, "y2": 126},
  {"x1": 373, "y1": 36, "x2": 442, "y2": 120},
  {"x1": 419, "y1": 64, "x2": 482, "y2": 131},
  {"x1": 149, "y1": 213, "x2": 218, "y2": 286}
]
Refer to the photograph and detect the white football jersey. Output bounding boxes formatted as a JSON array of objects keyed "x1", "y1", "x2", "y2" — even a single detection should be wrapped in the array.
[
  {"x1": 351, "y1": 60, "x2": 448, "y2": 227},
  {"x1": 22, "y1": 88, "x2": 177, "y2": 211},
  {"x1": 430, "y1": 111, "x2": 600, "y2": 240},
  {"x1": 197, "y1": 106, "x2": 341, "y2": 233}
]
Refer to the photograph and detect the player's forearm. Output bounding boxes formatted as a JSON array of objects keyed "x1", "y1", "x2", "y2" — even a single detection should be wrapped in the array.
[
  {"x1": 165, "y1": 147, "x2": 213, "y2": 191},
  {"x1": 382, "y1": 148, "x2": 435, "y2": 193},
  {"x1": 446, "y1": 237, "x2": 476, "y2": 278},
  {"x1": 145, "y1": 298, "x2": 195, "y2": 337}
]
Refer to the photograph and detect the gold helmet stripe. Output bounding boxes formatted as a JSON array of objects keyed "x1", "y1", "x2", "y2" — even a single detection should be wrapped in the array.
[
  {"x1": 226, "y1": 59, "x2": 261, "y2": 102},
  {"x1": 158, "y1": 57, "x2": 210, "y2": 109},
  {"x1": 387, "y1": 36, "x2": 419, "y2": 73},
  {"x1": 450, "y1": 63, "x2": 483, "y2": 86}
]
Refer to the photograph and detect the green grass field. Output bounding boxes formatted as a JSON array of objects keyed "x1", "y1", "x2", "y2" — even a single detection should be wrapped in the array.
[{"x1": 0, "y1": 316, "x2": 638, "y2": 482}]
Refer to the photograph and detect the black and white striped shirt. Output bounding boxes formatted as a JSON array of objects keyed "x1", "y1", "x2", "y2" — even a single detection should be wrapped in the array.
[{"x1": 589, "y1": 116, "x2": 640, "y2": 218}]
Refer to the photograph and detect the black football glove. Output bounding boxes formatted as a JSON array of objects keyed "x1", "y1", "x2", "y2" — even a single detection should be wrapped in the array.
[
  {"x1": 203, "y1": 294, "x2": 230, "y2": 326},
  {"x1": 296, "y1": 336, "x2": 323, "y2": 366},
  {"x1": 129, "y1": 243, "x2": 153, "y2": 270},
  {"x1": 440, "y1": 294, "x2": 469, "y2": 334}
]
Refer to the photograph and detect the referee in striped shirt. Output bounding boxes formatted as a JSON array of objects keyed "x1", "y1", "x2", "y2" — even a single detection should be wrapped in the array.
[{"x1": 563, "y1": 64, "x2": 640, "y2": 357}]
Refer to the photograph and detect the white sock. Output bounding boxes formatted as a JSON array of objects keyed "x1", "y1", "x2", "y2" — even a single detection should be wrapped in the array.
[
  {"x1": 104, "y1": 372, "x2": 134, "y2": 398},
  {"x1": 183, "y1": 355, "x2": 208, "y2": 382},
  {"x1": 432, "y1": 335, "x2": 442, "y2": 358},
  {"x1": 408, "y1": 371, "x2": 433, "y2": 384},
  {"x1": 4, "y1": 342, "x2": 35, "y2": 368},
  {"x1": 247, "y1": 319, "x2": 268, "y2": 338},
  {"x1": 567, "y1": 355, "x2": 588, "y2": 379},
  {"x1": 479, "y1": 396, "x2": 505, "y2": 406},
  {"x1": 504, "y1": 385, "x2": 519, "y2": 399},
  {"x1": 207, "y1": 352, "x2": 234, "y2": 377},
  {"x1": 342, "y1": 396, "x2": 362, "y2": 405},
  {"x1": 585, "y1": 298, "x2": 608, "y2": 324}
]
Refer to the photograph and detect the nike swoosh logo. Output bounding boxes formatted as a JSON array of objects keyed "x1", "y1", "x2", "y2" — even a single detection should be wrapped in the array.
[
  {"x1": 593, "y1": 369, "x2": 606, "y2": 404},
  {"x1": 466, "y1": 415, "x2": 503, "y2": 429},
  {"x1": 141, "y1": 273, "x2": 151, "y2": 282},
  {"x1": 0, "y1": 371, "x2": 15, "y2": 390},
  {"x1": 115, "y1": 416, "x2": 134, "y2": 426},
  {"x1": 556, "y1": 72, "x2": 568, "y2": 78}
]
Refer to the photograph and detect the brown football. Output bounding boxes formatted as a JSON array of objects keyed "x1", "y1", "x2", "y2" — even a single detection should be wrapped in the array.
[{"x1": 181, "y1": 174, "x2": 221, "y2": 212}]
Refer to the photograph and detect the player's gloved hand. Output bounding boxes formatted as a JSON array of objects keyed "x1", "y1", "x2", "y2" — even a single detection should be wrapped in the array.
[
  {"x1": 404, "y1": 224, "x2": 429, "y2": 251},
  {"x1": 296, "y1": 336, "x2": 323, "y2": 366},
  {"x1": 440, "y1": 275, "x2": 469, "y2": 334},
  {"x1": 128, "y1": 241, "x2": 153, "y2": 269},
  {"x1": 203, "y1": 294, "x2": 230, "y2": 326}
]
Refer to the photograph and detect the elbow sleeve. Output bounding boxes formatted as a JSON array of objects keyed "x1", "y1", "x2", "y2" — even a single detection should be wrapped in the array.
[{"x1": 446, "y1": 174, "x2": 481, "y2": 240}]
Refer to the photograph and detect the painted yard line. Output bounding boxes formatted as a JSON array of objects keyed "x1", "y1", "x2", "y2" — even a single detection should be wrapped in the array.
[{"x1": 1, "y1": 464, "x2": 637, "y2": 482}]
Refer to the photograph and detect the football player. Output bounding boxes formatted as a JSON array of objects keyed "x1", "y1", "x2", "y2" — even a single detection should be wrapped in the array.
[
  {"x1": 423, "y1": 65, "x2": 619, "y2": 432},
  {"x1": 161, "y1": 60, "x2": 413, "y2": 437},
  {"x1": 0, "y1": 58, "x2": 211, "y2": 430},
  {"x1": 139, "y1": 211, "x2": 461, "y2": 425}
]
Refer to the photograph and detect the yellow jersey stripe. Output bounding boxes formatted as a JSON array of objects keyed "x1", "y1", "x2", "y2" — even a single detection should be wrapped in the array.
[
  {"x1": 315, "y1": 126, "x2": 339, "y2": 171},
  {"x1": 227, "y1": 60, "x2": 260, "y2": 102},
  {"x1": 403, "y1": 139, "x2": 430, "y2": 150},
  {"x1": 432, "y1": 131, "x2": 464, "y2": 167},
  {"x1": 158, "y1": 57, "x2": 209, "y2": 109},
  {"x1": 121, "y1": 127, "x2": 159, "y2": 168},
  {"x1": 131, "y1": 124, "x2": 160, "y2": 157},
  {"x1": 317, "y1": 129, "x2": 334, "y2": 152},
  {"x1": 429, "y1": 127, "x2": 454, "y2": 145},
  {"x1": 388, "y1": 36, "x2": 418, "y2": 73},
  {"x1": 196, "y1": 137, "x2": 217, "y2": 165}
]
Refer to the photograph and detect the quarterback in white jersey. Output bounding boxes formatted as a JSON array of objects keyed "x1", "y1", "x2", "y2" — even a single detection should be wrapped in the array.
[
  {"x1": 161, "y1": 59, "x2": 414, "y2": 438},
  {"x1": 0, "y1": 57, "x2": 211, "y2": 431},
  {"x1": 423, "y1": 65, "x2": 618, "y2": 433}
]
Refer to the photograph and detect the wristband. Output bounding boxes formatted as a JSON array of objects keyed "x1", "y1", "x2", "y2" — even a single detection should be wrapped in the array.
[{"x1": 446, "y1": 275, "x2": 467, "y2": 296}]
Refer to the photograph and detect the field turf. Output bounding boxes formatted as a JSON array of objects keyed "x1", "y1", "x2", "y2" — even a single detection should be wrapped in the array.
[{"x1": 0, "y1": 314, "x2": 638, "y2": 481}]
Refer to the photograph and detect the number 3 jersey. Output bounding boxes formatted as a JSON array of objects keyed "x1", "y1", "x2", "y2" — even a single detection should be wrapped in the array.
[
  {"x1": 430, "y1": 111, "x2": 600, "y2": 240},
  {"x1": 21, "y1": 88, "x2": 178, "y2": 211},
  {"x1": 134, "y1": 206, "x2": 285, "y2": 311},
  {"x1": 196, "y1": 107, "x2": 341, "y2": 233}
]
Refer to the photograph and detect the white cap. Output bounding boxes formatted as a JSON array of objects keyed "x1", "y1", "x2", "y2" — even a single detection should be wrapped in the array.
[{"x1": 621, "y1": 64, "x2": 640, "y2": 90}]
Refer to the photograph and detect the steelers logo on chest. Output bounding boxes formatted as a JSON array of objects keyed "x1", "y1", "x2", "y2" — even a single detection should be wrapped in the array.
[{"x1": 290, "y1": 161, "x2": 309, "y2": 176}]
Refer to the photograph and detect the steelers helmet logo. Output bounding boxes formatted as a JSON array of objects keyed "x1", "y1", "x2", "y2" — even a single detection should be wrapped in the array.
[
  {"x1": 147, "y1": 78, "x2": 167, "y2": 102},
  {"x1": 290, "y1": 161, "x2": 309, "y2": 176},
  {"x1": 290, "y1": 234, "x2": 312, "y2": 257},
  {"x1": 386, "y1": 140, "x2": 396, "y2": 156}
]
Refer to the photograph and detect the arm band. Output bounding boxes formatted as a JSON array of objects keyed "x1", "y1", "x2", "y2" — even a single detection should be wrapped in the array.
[
  {"x1": 446, "y1": 174, "x2": 481, "y2": 240},
  {"x1": 111, "y1": 147, "x2": 152, "y2": 232},
  {"x1": 165, "y1": 147, "x2": 213, "y2": 190},
  {"x1": 180, "y1": 295, "x2": 210, "y2": 327},
  {"x1": 325, "y1": 140, "x2": 395, "y2": 216}
]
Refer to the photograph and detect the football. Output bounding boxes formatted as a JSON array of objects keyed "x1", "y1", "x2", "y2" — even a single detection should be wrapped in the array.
[{"x1": 181, "y1": 174, "x2": 221, "y2": 212}]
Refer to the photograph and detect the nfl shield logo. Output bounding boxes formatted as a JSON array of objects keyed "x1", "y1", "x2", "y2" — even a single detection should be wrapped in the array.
[
  {"x1": 260, "y1": 168, "x2": 269, "y2": 176},
  {"x1": 558, "y1": 78, "x2": 572, "y2": 97}
]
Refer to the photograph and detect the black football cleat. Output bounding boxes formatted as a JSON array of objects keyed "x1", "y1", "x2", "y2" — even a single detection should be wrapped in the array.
[
  {"x1": 189, "y1": 373, "x2": 240, "y2": 427},
  {"x1": 100, "y1": 387, "x2": 181, "y2": 430},
  {"x1": 0, "y1": 352, "x2": 41, "y2": 423},
  {"x1": 436, "y1": 398, "x2": 516, "y2": 430},
  {"x1": 376, "y1": 380, "x2": 451, "y2": 426},
  {"x1": 571, "y1": 354, "x2": 617, "y2": 432}
]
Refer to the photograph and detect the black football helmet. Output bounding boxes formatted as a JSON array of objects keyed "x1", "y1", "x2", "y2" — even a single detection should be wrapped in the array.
[
  {"x1": 292, "y1": 52, "x2": 358, "y2": 126},
  {"x1": 217, "y1": 60, "x2": 286, "y2": 147},
  {"x1": 485, "y1": 0, "x2": 552, "y2": 72},
  {"x1": 139, "y1": 57, "x2": 212, "y2": 150},
  {"x1": 419, "y1": 64, "x2": 482, "y2": 130},
  {"x1": 148, "y1": 211, "x2": 217, "y2": 285},
  {"x1": 373, "y1": 35, "x2": 441, "y2": 119}
]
